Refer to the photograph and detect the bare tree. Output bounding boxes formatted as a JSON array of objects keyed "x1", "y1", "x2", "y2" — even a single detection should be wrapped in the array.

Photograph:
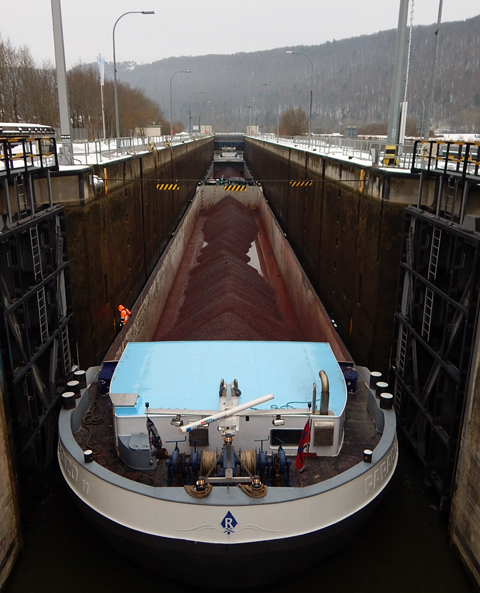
[
  {"x1": 0, "y1": 37, "x2": 167, "y2": 139},
  {"x1": 0, "y1": 39, "x2": 57, "y2": 125},
  {"x1": 280, "y1": 107, "x2": 309, "y2": 136}
]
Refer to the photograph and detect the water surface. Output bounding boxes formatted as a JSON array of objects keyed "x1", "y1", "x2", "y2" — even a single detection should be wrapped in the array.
[{"x1": 4, "y1": 448, "x2": 475, "y2": 593}]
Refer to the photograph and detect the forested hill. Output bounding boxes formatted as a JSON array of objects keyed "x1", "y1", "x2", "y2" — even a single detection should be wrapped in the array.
[{"x1": 111, "y1": 14, "x2": 480, "y2": 133}]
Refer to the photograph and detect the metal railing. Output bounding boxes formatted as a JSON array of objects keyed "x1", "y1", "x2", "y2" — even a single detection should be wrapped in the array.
[
  {"x1": 411, "y1": 140, "x2": 480, "y2": 179},
  {"x1": 0, "y1": 135, "x2": 58, "y2": 177},
  {"x1": 68, "y1": 132, "x2": 210, "y2": 166},
  {"x1": 252, "y1": 132, "x2": 416, "y2": 169}
]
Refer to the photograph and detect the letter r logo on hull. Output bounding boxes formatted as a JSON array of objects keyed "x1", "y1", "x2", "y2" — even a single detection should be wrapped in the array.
[{"x1": 221, "y1": 511, "x2": 238, "y2": 534}]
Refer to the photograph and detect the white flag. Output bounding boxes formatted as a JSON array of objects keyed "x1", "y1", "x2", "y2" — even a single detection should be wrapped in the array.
[{"x1": 97, "y1": 55, "x2": 105, "y2": 87}]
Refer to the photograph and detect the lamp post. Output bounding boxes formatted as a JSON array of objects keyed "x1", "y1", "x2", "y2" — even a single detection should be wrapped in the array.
[
  {"x1": 418, "y1": 99, "x2": 425, "y2": 138},
  {"x1": 262, "y1": 83, "x2": 268, "y2": 136},
  {"x1": 245, "y1": 104, "x2": 252, "y2": 133},
  {"x1": 286, "y1": 50, "x2": 313, "y2": 144},
  {"x1": 170, "y1": 70, "x2": 191, "y2": 140},
  {"x1": 423, "y1": 0, "x2": 444, "y2": 140},
  {"x1": 198, "y1": 99, "x2": 209, "y2": 134},
  {"x1": 189, "y1": 91, "x2": 204, "y2": 133},
  {"x1": 51, "y1": 0, "x2": 73, "y2": 164},
  {"x1": 113, "y1": 10, "x2": 154, "y2": 140},
  {"x1": 264, "y1": 82, "x2": 281, "y2": 142},
  {"x1": 386, "y1": 0, "x2": 408, "y2": 148}
]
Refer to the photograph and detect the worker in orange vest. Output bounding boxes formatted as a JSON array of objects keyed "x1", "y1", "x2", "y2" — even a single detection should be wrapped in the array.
[{"x1": 118, "y1": 305, "x2": 130, "y2": 329}]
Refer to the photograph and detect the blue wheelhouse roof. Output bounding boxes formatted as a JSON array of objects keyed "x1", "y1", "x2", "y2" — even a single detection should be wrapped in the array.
[{"x1": 109, "y1": 341, "x2": 347, "y2": 417}]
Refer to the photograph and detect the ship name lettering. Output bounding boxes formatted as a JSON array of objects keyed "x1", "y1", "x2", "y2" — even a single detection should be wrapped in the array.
[
  {"x1": 364, "y1": 443, "x2": 397, "y2": 495},
  {"x1": 58, "y1": 442, "x2": 78, "y2": 483}
]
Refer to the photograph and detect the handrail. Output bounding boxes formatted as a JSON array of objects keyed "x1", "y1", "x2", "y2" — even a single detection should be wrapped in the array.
[
  {"x1": 411, "y1": 139, "x2": 480, "y2": 179},
  {"x1": 251, "y1": 132, "x2": 416, "y2": 169},
  {"x1": 64, "y1": 132, "x2": 210, "y2": 166}
]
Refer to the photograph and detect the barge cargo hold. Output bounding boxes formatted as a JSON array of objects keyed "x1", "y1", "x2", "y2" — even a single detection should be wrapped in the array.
[{"x1": 58, "y1": 178, "x2": 397, "y2": 587}]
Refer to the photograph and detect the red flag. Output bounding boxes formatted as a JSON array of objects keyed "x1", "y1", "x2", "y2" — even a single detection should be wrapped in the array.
[{"x1": 295, "y1": 420, "x2": 311, "y2": 470}]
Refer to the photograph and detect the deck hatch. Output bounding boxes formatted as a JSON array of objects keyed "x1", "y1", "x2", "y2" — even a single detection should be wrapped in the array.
[{"x1": 110, "y1": 392, "x2": 139, "y2": 407}]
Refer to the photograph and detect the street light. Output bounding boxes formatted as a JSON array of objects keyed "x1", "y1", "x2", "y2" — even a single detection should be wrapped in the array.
[
  {"x1": 113, "y1": 10, "x2": 154, "y2": 140},
  {"x1": 245, "y1": 104, "x2": 252, "y2": 133},
  {"x1": 263, "y1": 82, "x2": 281, "y2": 142},
  {"x1": 286, "y1": 50, "x2": 314, "y2": 144},
  {"x1": 423, "y1": 0, "x2": 444, "y2": 140},
  {"x1": 262, "y1": 83, "x2": 268, "y2": 135},
  {"x1": 189, "y1": 91, "x2": 204, "y2": 133},
  {"x1": 198, "y1": 99, "x2": 209, "y2": 134},
  {"x1": 170, "y1": 70, "x2": 191, "y2": 140},
  {"x1": 418, "y1": 99, "x2": 425, "y2": 138}
]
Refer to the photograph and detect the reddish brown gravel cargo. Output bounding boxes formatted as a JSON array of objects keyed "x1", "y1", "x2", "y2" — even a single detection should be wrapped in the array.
[{"x1": 153, "y1": 196, "x2": 304, "y2": 341}]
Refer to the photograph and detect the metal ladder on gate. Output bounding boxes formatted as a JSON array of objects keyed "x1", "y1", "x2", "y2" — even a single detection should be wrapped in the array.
[
  {"x1": 14, "y1": 176, "x2": 28, "y2": 217},
  {"x1": 29, "y1": 226, "x2": 43, "y2": 281},
  {"x1": 395, "y1": 326, "x2": 408, "y2": 412},
  {"x1": 422, "y1": 227, "x2": 442, "y2": 341},
  {"x1": 37, "y1": 286, "x2": 49, "y2": 343},
  {"x1": 61, "y1": 326, "x2": 71, "y2": 377},
  {"x1": 30, "y1": 224, "x2": 49, "y2": 344},
  {"x1": 444, "y1": 177, "x2": 458, "y2": 220}
]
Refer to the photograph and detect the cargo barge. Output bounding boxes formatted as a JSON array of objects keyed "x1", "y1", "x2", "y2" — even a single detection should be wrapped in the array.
[{"x1": 58, "y1": 169, "x2": 397, "y2": 587}]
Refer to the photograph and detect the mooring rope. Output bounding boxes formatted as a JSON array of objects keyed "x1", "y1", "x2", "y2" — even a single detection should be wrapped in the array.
[
  {"x1": 79, "y1": 396, "x2": 104, "y2": 453},
  {"x1": 240, "y1": 449, "x2": 257, "y2": 476},
  {"x1": 200, "y1": 450, "x2": 217, "y2": 476},
  {"x1": 238, "y1": 483, "x2": 268, "y2": 498},
  {"x1": 184, "y1": 483, "x2": 213, "y2": 498}
]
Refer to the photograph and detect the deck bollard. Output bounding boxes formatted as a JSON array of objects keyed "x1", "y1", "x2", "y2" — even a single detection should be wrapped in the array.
[
  {"x1": 62, "y1": 392, "x2": 76, "y2": 410},
  {"x1": 370, "y1": 371, "x2": 382, "y2": 389},
  {"x1": 375, "y1": 381, "x2": 389, "y2": 399},
  {"x1": 74, "y1": 369, "x2": 87, "y2": 389},
  {"x1": 67, "y1": 380, "x2": 81, "y2": 398},
  {"x1": 380, "y1": 393, "x2": 394, "y2": 410}
]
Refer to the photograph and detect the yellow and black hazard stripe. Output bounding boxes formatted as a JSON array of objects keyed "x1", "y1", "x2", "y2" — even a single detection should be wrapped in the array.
[
  {"x1": 289, "y1": 180, "x2": 313, "y2": 187},
  {"x1": 383, "y1": 145, "x2": 398, "y2": 166},
  {"x1": 156, "y1": 183, "x2": 179, "y2": 191},
  {"x1": 224, "y1": 185, "x2": 247, "y2": 192}
]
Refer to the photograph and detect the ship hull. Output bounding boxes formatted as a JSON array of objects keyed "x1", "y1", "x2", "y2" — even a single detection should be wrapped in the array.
[
  {"x1": 58, "y1": 384, "x2": 397, "y2": 587},
  {"x1": 72, "y1": 489, "x2": 386, "y2": 586},
  {"x1": 58, "y1": 184, "x2": 398, "y2": 587}
]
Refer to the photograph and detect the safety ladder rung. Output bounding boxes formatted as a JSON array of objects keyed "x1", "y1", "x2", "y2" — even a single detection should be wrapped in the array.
[
  {"x1": 446, "y1": 184, "x2": 456, "y2": 197},
  {"x1": 405, "y1": 234, "x2": 413, "y2": 266},
  {"x1": 444, "y1": 186, "x2": 455, "y2": 218},
  {"x1": 394, "y1": 387, "x2": 402, "y2": 413},
  {"x1": 62, "y1": 326, "x2": 71, "y2": 374},
  {"x1": 422, "y1": 288, "x2": 434, "y2": 339},
  {"x1": 29, "y1": 226, "x2": 43, "y2": 280},
  {"x1": 428, "y1": 228, "x2": 442, "y2": 280},
  {"x1": 16, "y1": 183, "x2": 27, "y2": 211},
  {"x1": 37, "y1": 288, "x2": 48, "y2": 342}
]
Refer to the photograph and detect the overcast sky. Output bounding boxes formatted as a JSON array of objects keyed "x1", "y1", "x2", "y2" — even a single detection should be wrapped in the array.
[{"x1": 1, "y1": 0, "x2": 479, "y2": 68}]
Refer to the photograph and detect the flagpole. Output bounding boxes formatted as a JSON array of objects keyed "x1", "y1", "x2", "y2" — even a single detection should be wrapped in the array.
[
  {"x1": 100, "y1": 84, "x2": 106, "y2": 139},
  {"x1": 97, "y1": 54, "x2": 106, "y2": 139}
]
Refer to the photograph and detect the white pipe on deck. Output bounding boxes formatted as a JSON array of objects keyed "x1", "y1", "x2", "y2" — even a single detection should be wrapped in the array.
[{"x1": 178, "y1": 393, "x2": 274, "y2": 433}]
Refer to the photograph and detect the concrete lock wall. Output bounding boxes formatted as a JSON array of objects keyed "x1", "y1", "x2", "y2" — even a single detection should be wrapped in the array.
[
  {"x1": 0, "y1": 381, "x2": 21, "y2": 590},
  {"x1": 450, "y1": 322, "x2": 480, "y2": 586},
  {"x1": 245, "y1": 137, "x2": 421, "y2": 375},
  {"x1": 58, "y1": 137, "x2": 213, "y2": 367}
]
